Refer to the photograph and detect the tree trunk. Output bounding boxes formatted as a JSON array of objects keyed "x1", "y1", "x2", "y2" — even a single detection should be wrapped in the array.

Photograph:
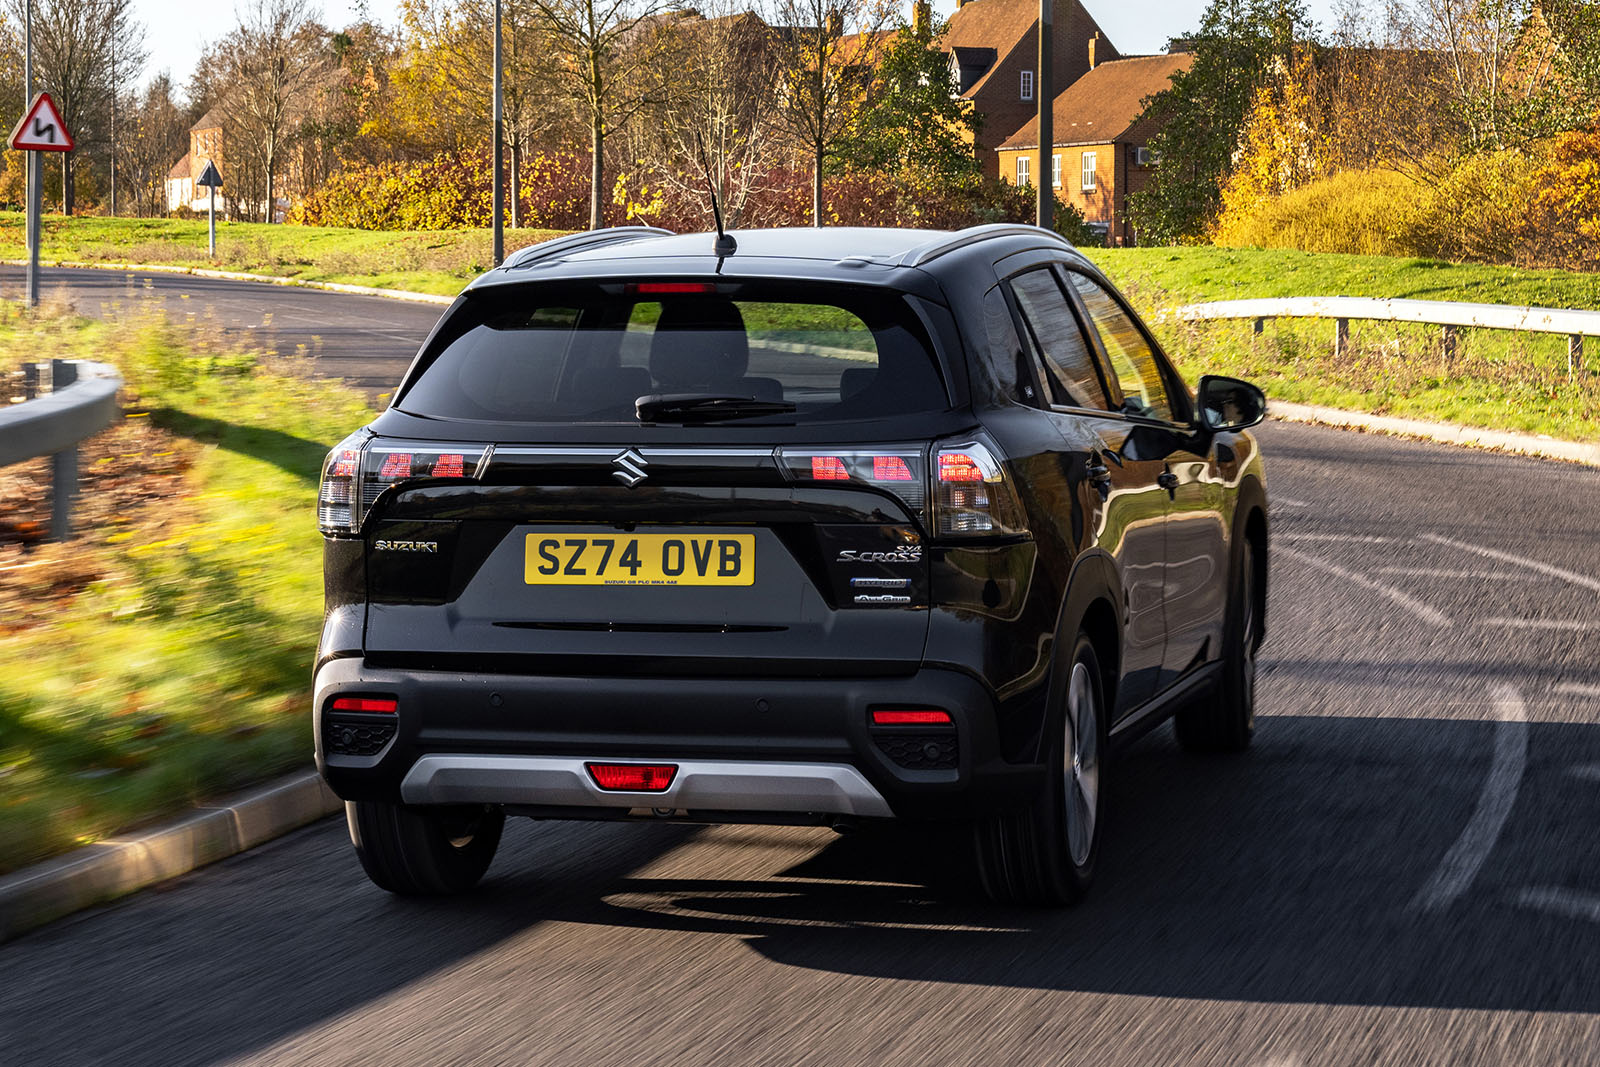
[
  {"x1": 589, "y1": 117, "x2": 604, "y2": 231},
  {"x1": 811, "y1": 143, "x2": 822, "y2": 227},
  {"x1": 510, "y1": 140, "x2": 522, "y2": 229},
  {"x1": 63, "y1": 152, "x2": 74, "y2": 216}
]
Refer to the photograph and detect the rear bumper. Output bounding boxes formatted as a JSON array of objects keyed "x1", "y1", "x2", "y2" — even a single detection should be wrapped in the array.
[{"x1": 314, "y1": 657, "x2": 1044, "y2": 820}]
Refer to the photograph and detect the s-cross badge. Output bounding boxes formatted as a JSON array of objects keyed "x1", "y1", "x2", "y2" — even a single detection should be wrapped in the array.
[{"x1": 612, "y1": 448, "x2": 648, "y2": 487}]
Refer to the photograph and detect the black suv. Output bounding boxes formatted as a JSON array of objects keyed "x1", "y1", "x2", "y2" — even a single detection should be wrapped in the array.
[{"x1": 314, "y1": 224, "x2": 1268, "y2": 905}]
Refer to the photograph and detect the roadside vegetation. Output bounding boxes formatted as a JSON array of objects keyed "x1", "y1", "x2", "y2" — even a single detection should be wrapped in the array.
[
  {"x1": 0, "y1": 302, "x2": 372, "y2": 874},
  {"x1": 1089, "y1": 247, "x2": 1600, "y2": 441},
  {"x1": 0, "y1": 212, "x2": 564, "y2": 296}
]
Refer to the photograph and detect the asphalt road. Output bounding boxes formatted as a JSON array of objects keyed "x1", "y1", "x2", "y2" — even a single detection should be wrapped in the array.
[
  {"x1": 4, "y1": 268, "x2": 1599, "y2": 1065},
  {"x1": 0, "y1": 264, "x2": 448, "y2": 397}
]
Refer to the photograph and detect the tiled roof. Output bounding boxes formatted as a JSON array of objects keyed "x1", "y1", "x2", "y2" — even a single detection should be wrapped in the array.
[
  {"x1": 166, "y1": 151, "x2": 192, "y2": 180},
  {"x1": 999, "y1": 52, "x2": 1191, "y2": 148}
]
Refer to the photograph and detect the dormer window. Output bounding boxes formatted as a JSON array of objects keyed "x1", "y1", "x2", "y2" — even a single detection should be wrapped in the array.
[{"x1": 1021, "y1": 69, "x2": 1034, "y2": 100}]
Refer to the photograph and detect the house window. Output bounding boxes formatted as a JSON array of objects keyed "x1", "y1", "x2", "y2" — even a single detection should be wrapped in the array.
[
  {"x1": 1081, "y1": 151, "x2": 1097, "y2": 191},
  {"x1": 1052, "y1": 153, "x2": 1062, "y2": 189},
  {"x1": 1016, "y1": 156, "x2": 1030, "y2": 187},
  {"x1": 1020, "y1": 69, "x2": 1033, "y2": 101}
]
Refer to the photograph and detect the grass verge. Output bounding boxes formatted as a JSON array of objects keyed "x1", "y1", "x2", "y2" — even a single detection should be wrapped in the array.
[
  {"x1": 0, "y1": 303, "x2": 372, "y2": 874},
  {"x1": 1087, "y1": 247, "x2": 1600, "y2": 442},
  {"x1": 0, "y1": 212, "x2": 567, "y2": 297}
]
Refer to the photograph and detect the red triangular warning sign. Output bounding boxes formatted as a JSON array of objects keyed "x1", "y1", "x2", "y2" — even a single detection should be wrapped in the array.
[{"x1": 9, "y1": 92, "x2": 74, "y2": 152}]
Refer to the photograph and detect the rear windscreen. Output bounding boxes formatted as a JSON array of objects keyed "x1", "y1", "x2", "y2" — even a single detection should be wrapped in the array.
[{"x1": 395, "y1": 283, "x2": 950, "y2": 424}]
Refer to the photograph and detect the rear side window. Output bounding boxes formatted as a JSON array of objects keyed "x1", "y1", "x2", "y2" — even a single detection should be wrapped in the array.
[
  {"x1": 1007, "y1": 269, "x2": 1109, "y2": 411},
  {"x1": 1065, "y1": 272, "x2": 1175, "y2": 423},
  {"x1": 396, "y1": 283, "x2": 949, "y2": 424}
]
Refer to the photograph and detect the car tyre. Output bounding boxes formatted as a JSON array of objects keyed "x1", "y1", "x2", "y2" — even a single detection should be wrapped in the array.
[
  {"x1": 1175, "y1": 537, "x2": 1260, "y2": 753},
  {"x1": 348, "y1": 800, "x2": 504, "y2": 896},
  {"x1": 974, "y1": 632, "x2": 1106, "y2": 906}
]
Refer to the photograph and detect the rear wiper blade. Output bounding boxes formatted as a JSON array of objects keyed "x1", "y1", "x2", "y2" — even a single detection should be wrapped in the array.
[{"x1": 635, "y1": 393, "x2": 797, "y2": 422}]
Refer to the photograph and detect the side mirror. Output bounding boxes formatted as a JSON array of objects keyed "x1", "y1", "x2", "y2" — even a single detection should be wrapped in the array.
[{"x1": 1196, "y1": 375, "x2": 1267, "y2": 433}]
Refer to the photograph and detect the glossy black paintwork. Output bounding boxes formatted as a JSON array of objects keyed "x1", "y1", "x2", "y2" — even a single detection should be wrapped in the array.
[{"x1": 317, "y1": 225, "x2": 1267, "y2": 815}]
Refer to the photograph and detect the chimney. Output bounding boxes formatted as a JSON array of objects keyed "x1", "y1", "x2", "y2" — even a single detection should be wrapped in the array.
[
  {"x1": 1088, "y1": 31, "x2": 1099, "y2": 70},
  {"x1": 912, "y1": 0, "x2": 930, "y2": 37},
  {"x1": 825, "y1": 8, "x2": 842, "y2": 37}
]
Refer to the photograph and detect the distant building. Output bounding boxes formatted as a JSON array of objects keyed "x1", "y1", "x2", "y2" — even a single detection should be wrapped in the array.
[
  {"x1": 997, "y1": 51, "x2": 1192, "y2": 245},
  {"x1": 164, "y1": 111, "x2": 229, "y2": 215},
  {"x1": 940, "y1": 0, "x2": 1121, "y2": 178}
]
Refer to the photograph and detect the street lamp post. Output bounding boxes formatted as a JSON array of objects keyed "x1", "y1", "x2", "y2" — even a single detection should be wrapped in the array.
[
  {"x1": 1036, "y1": 0, "x2": 1053, "y2": 232},
  {"x1": 492, "y1": 0, "x2": 505, "y2": 266}
]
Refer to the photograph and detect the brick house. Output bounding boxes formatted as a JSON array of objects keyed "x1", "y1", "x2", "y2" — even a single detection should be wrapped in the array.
[
  {"x1": 996, "y1": 50, "x2": 1192, "y2": 245},
  {"x1": 941, "y1": 0, "x2": 1121, "y2": 178},
  {"x1": 164, "y1": 110, "x2": 229, "y2": 214}
]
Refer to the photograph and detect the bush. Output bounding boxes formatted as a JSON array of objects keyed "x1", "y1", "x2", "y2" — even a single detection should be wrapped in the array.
[{"x1": 1212, "y1": 169, "x2": 1423, "y2": 256}]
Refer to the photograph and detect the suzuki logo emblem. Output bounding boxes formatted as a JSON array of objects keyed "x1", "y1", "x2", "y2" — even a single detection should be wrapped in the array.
[{"x1": 612, "y1": 448, "x2": 648, "y2": 486}]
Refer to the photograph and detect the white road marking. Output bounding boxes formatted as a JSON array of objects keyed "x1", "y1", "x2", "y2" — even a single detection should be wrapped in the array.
[
  {"x1": 1515, "y1": 886, "x2": 1600, "y2": 924},
  {"x1": 1277, "y1": 545, "x2": 1452, "y2": 627},
  {"x1": 1278, "y1": 532, "x2": 1394, "y2": 544},
  {"x1": 1554, "y1": 682, "x2": 1600, "y2": 699},
  {"x1": 1378, "y1": 566, "x2": 1520, "y2": 580},
  {"x1": 1411, "y1": 684, "x2": 1529, "y2": 911},
  {"x1": 1273, "y1": 497, "x2": 1311, "y2": 508},
  {"x1": 1568, "y1": 764, "x2": 1600, "y2": 783},
  {"x1": 1483, "y1": 618, "x2": 1600, "y2": 632},
  {"x1": 1421, "y1": 533, "x2": 1600, "y2": 594}
]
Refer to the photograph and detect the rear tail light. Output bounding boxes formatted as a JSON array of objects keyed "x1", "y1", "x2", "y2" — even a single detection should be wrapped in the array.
[
  {"x1": 932, "y1": 439, "x2": 1026, "y2": 537},
  {"x1": 317, "y1": 434, "x2": 489, "y2": 535},
  {"x1": 779, "y1": 447, "x2": 927, "y2": 511},
  {"x1": 331, "y1": 696, "x2": 398, "y2": 713},
  {"x1": 871, "y1": 709, "x2": 952, "y2": 725},
  {"x1": 586, "y1": 763, "x2": 678, "y2": 792}
]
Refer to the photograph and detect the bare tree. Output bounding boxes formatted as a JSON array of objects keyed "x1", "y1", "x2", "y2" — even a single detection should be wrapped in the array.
[
  {"x1": 200, "y1": 0, "x2": 330, "y2": 222},
  {"x1": 118, "y1": 74, "x2": 188, "y2": 216},
  {"x1": 642, "y1": 6, "x2": 781, "y2": 228},
  {"x1": 767, "y1": 0, "x2": 893, "y2": 226},
  {"x1": 3, "y1": 0, "x2": 145, "y2": 214},
  {"x1": 528, "y1": 0, "x2": 676, "y2": 230}
]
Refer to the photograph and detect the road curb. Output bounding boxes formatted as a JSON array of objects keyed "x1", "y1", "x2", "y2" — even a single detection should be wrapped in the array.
[
  {"x1": 3, "y1": 258, "x2": 456, "y2": 306},
  {"x1": 0, "y1": 771, "x2": 342, "y2": 944},
  {"x1": 1269, "y1": 401, "x2": 1600, "y2": 467}
]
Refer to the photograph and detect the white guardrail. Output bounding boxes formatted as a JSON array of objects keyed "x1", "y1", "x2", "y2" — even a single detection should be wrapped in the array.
[
  {"x1": 1170, "y1": 296, "x2": 1599, "y2": 375},
  {"x1": 1, "y1": 359, "x2": 122, "y2": 541}
]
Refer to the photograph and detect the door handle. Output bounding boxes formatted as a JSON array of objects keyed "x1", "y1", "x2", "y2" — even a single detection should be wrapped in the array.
[{"x1": 1157, "y1": 470, "x2": 1180, "y2": 492}]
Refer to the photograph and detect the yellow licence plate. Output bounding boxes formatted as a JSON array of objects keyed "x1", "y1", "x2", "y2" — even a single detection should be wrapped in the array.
[{"x1": 525, "y1": 533, "x2": 756, "y2": 586}]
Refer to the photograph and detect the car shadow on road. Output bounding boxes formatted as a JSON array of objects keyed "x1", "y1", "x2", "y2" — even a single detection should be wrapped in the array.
[{"x1": 555, "y1": 713, "x2": 1600, "y2": 1014}]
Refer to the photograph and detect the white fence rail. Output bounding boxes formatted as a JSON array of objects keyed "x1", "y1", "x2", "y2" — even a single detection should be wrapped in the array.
[
  {"x1": 1, "y1": 360, "x2": 122, "y2": 541},
  {"x1": 1171, "y1": 296, "x2": 1598, "y2": 374}
]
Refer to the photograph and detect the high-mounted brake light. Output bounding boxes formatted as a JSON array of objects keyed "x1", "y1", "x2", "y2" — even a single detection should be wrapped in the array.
[
  {"x1": 331, "y1": 696, "x2": 398, "y2": 713},
  {"x1": 586, "y1": 763, "x2": 678, "y2": 792},
  {"x1": 630, "y1": 282, "x2": 718, "y2": 294},
  {"x1": 871, "y1": 709, "x2": 952, "y2": 725},
  {"x1": 932, "y1": 439, "x2": 1027, "y2": 538},
  {"x1": 317, "y1": 435, "x2": 489, "y2": 536}
]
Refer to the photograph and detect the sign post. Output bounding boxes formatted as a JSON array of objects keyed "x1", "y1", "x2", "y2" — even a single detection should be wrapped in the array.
[
  {"x1": 196, "y1": 160, "x2": 222, "y2": 258},
  {"x1": 8, "y1": 92, "x2": 75, "y2": 308}
]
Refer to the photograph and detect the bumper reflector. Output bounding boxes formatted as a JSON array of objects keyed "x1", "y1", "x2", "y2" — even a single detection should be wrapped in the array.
[
  {"x1": 871, "y1": 709, "x2": 952, "y2": 726},
  {"x1": 586, "y1": 763, "x2": 679, "y2": 792},
  {"x1": 331, "y1": 696, "x2": 398, "y2": 713}
]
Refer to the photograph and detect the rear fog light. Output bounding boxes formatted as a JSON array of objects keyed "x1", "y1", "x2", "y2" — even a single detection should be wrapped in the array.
[
  {"x1": 587, "y1": 763, "x2": 679, "y2": 792},
  {"x1": 871, "y1": 709, "x2": 952, "y2": 726},
  {"x1": 331, "y1": 696, "x2": 398, "y2": 713}
]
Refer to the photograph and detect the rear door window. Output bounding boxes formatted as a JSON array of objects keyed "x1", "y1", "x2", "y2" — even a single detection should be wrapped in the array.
[
  {"x1": 1064, "y1": 271, "x2": 1177, "y2": 423},
  {"x1": 1006, "y1": 269, "x2": 1110, "y2": 411},
  {"x1": 397, "y1": 284, "x2": 949, "y2": 424}
]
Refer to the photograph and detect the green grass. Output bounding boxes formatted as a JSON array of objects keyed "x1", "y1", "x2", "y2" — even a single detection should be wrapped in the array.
[
  {"x1": 1086, "y1": 247, "x2": 1600, "y2": 442},
  {"x1": 0, "y1": 212, "x2": 568, "y2": 297},
  {"x1": 0, "y1": 306, "x2": 373, "y2": 874}
]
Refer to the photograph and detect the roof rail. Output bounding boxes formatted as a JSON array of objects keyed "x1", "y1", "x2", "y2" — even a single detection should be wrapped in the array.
[
  {"x1": 898, "y1": 223, "x2": 1069, "y2": 268},
  {"x1": 503, "y1": 226, "x2": 674, "y2": 270}
]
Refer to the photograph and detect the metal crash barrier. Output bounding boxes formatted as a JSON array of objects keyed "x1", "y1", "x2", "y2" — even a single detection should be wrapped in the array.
[{"x1": 1, "y1": 359, "x2": 122, "y2": 541}]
